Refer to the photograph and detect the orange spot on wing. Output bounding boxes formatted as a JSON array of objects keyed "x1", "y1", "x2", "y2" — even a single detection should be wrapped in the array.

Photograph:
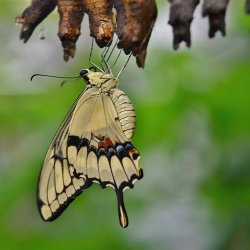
[
  {"x1": 99, "y1": 136, "x2": 114, "y2": 149},
  {"x1": 129, "y1": 148, "x2": 137, "y2": 154}
]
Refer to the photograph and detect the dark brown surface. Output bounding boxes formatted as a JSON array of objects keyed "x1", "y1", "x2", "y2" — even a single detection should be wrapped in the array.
[
  {"x1": 16, "y1": 0, "x2": 243, "y2": 68},
  {"x1": 15, "y1": 0, "x2": 57, "y2": 43},
  {"x1": 168, "y1": 0, "x2": 199, "y2": 50},
  {"x1": 202, "y1": 0, "x2": 229, "y2": 38},
  {"x1": 83, "y1": 0, "x2": 115, "y2": 48},
  {"x1": 58, "y1": 0, "x2": 85, "y2": 61},
  {"x1": 112, "y1": 0, "x2": 126, "y2": 38},
  {"x1": 115, "y1": 0, "x2": 157, "y2": 68},
  {"x1": 247, "y1": 0, "x2": 250, "y2": 14}
]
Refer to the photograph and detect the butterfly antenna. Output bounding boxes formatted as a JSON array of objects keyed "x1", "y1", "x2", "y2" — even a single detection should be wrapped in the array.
[
  {"x1": 116, "y1": 52, "x2": 132, "y2": 79},
  {"x1": 89, "y1": 38, "x2": 104, "y2": 73},
  {"x1": 30, "y1": 74, "x2": 79, "y2": 81},
  {"x1": 60, "y1": 76, "x2": 81, "y2": 86}
]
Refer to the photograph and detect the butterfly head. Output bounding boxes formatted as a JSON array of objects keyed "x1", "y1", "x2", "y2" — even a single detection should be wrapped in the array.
[
  {"x1": 80, "y1": 68, "x2": 118, "y2": 91},
  {"x1": 79, "y1": 69, "x2": 90, "y2": 81}
]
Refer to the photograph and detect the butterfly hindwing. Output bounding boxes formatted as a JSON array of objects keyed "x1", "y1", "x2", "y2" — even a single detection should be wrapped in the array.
[{"x1": 37, "y1": 70, "x2": 143, "y2": 227}]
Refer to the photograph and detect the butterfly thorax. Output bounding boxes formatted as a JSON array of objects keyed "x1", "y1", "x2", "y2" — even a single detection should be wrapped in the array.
[
  {"x1": 80, "y1": 69, "x2": 136, "y2": 141},
  {"x1": 83, "y1": 70, "x2": 118, "y2": 92}
]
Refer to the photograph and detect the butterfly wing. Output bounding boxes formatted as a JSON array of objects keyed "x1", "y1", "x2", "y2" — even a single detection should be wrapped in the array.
[
  {"x1": 37, "y1": 88, "x2": 92, "y2": 221},
  {"x1": 37, "y1": 86, "x2": 142, "y2": 227}
]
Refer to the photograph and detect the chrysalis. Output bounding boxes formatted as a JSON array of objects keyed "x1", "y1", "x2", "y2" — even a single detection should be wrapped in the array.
[{"x1": 37, "y1": 67, "x2": 142, "y2": 228}]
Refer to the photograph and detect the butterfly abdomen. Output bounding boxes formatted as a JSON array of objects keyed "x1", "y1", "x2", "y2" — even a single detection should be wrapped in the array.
[{"x1": 110, "y1": 89, "x2": 136, "y2": 140}]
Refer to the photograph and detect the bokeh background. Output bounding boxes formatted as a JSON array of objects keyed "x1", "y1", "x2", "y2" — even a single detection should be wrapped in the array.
[{"x1": 1, "y1": 0, "x2": 250, "y2": 249}]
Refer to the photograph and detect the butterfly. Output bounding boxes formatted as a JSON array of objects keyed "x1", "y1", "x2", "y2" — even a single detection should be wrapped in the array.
[{"x1": 37, "y1": 68, "x2": 143, "y2": 228}]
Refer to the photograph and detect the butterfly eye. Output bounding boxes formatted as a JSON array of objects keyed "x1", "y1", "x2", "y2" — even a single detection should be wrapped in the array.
[
  {"x1": 79, "y1": 69, "x2": 89, "y2": 77},
  {"x1": 80, "y1": 69, "x2": 90, "y2": 83}
]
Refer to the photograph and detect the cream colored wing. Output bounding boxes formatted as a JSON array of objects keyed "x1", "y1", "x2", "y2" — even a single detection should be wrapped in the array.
[
  {"x1": 37, "y1": 88, "x2": 92, "y2": 222},
  {"x1": 37, "y1": 87, "x2": 142, "y2": 228}
]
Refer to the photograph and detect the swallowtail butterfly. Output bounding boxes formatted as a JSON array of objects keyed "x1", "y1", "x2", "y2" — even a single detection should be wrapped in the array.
[{"x1": 37, "y1": 68, "x2": 143, "y2": 228}]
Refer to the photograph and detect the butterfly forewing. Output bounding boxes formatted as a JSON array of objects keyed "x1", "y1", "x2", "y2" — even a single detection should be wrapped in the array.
[{"x1": 37, "y1": 69, "x2": 142, "y2": 227}]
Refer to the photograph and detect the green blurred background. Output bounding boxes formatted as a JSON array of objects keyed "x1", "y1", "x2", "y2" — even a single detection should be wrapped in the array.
[{"x1": 1, "y1": 0, "x2": 250, "y2": 249}]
